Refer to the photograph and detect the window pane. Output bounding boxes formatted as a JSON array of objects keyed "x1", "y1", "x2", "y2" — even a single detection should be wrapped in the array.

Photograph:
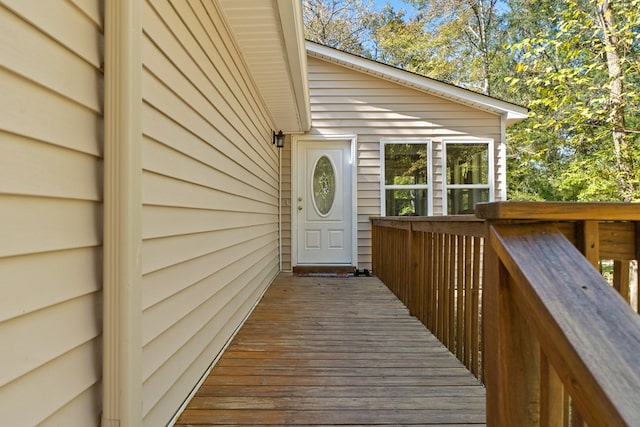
[
  {"x1": 447, "y1": 188, "x2": 489, "y2": 215},
  {"x1": 385, "y1": 144, "x2": 428, "y2": 185},
  {"x1": 312, "y1": 155, "x2": 336, "y2": 216},
  {"x1": 446, "y1": 144, "x2": 489, "y2": 185},
  {"x1": 385, "y1": 189, "x2": 428, "y2": 216}
]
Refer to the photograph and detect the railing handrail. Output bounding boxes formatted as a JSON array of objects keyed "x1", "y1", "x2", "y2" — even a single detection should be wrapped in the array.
[
  {"x1": 372, "y1": 216, "x2": 485, "y2": 236},
  {"x1": 476, "y1": 200, "x2": 640, "y2": 221},
  {"x1": 373, "y1": 215, "x2": 483, "y2": 222},
  {"x1": 487, "y1": 222, "x2": 640, "y2": 426}
]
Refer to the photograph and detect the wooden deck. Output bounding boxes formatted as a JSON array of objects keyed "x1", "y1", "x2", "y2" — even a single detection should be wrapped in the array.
[{"x1": 175, "y1": 273, "x2": 485, "y2": 426}]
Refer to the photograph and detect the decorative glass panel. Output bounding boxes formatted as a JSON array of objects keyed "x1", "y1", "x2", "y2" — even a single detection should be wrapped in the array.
[
  {"x1": 446, "y1": 144, "x2": 489, "y2": 185},
  {"x1": 447, "y1": 188, "x2": 489, "y2": 215},
  {"x1": 385, "y1": 189, "x2": 428, "y2": 216},
  {"x1": 313, "y1": 156, "x2": 336, "y2": 216},
  {"x1": 384, "y1": 144, "x2": 428, "y2": 185}
]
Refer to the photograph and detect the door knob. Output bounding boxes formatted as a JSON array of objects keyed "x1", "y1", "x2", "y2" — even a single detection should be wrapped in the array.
[{"x1": 298, "y1": 206, "x2": 303, "y2": 211}]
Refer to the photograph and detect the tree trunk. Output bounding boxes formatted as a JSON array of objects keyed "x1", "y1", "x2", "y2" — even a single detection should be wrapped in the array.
[
  {"x1": 467, "y1": 0, "x2": 492, "y2": 95},
  {"x1": 596, "y1": 0, "x2": 636, "y2": 201}
]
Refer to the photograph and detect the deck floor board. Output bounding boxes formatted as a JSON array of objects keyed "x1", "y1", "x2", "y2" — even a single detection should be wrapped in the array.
[{"x1": 175, "y1": 273, "x2": 486, "y2": 426}]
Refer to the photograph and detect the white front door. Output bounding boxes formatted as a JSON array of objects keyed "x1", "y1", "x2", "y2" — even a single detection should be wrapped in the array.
[{"x1": 296, "y1": 139, "x2": 353, "y2": 265}]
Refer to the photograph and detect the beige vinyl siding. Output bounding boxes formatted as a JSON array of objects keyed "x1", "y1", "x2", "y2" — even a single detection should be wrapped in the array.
[
  {"x1": 0, "y1": 1, "x2": 103, "y2": 425},
  {"x1": 302, "y1": 57, "x2": 502, "y2": 270},
  {"x1": 141, "y1": 1, "x2": 280, "y2": 425}
]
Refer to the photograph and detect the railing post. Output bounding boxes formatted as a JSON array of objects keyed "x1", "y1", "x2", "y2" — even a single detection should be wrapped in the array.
[
  {"x1": 634, "y1": 222, "x2": 640, "y2": 311},
  {"x1": 371, "y1": 221, "x2": 377, "y2": 274},
  {"x1": 483, "y1": 221, "x2": 500, "y2": 425},
  {"x1": 484, "y1": 222, "x2": 540, "y2": 427},
  {"x1": 578, "y1": 220, "x2": 600, "y2": 269}
]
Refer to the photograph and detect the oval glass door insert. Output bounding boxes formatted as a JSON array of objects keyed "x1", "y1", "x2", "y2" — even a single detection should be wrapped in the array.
[{"x1": 312, "y1": 155, "x2": 336, "y2": 216}]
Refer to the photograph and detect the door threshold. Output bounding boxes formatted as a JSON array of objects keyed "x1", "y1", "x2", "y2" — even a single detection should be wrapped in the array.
[{"x1": 293, "y1": 265, "x2": 355, "y2": 275}]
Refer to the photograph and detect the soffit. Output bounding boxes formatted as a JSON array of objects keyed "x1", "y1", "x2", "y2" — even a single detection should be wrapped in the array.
[{"x1": 217, "y1": 0, "x2": 310, "y2": 132}]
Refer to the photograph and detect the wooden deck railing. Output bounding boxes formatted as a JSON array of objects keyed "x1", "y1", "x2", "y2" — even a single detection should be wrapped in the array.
[
  {"x1": 371, "y1": 216, "x2": 486, "y2": 378},
  {"x1": 371, "y1": 202, "x2": 640, "y2": 426}
]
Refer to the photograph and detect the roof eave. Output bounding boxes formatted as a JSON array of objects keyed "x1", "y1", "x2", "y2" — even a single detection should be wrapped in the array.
[
  {"x1": 505, "y1": 111, "x2": 529, "y2": 126},
  {"x1": 277, "y1": 0, "x2": 311, "y2": 131},
  {"x1": 217, "y1": 0, "x2": 311, "y2": 133}
]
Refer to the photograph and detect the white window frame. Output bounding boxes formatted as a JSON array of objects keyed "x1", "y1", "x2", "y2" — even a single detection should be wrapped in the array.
[
  {"x1": 380, "y1": 138, "x2": 433, "y2": 216},
  {"x1": 442, "y1": 138, "x2": 495, "y2": 215}
]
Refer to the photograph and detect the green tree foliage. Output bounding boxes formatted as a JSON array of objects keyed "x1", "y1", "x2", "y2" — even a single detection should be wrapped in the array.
[
  {"x1": 505, "y1": 0, "x2": 640, "y2": 201},
  {"x1": 365, "y1": 1, "x2": 509, "y2": 95},
  {"x1": 367, "y1": 5, "x2": 476, "y2": 88},
  {"x1": 403, "y1": 0, "x2": 508, "y2": 96},
  {"x1": 302, "y1": 0, "x2": 376, "y2": 55}
]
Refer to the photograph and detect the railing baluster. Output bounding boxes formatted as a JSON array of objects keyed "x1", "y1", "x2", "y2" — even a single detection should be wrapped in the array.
[
  {"x1": 456, "y1": 235, "x2": 465, "y2": 361},
  {"x1": 540, "y1": 350, "x2": 565, "y2": 427},
  {"x1": 442, "y1": 233, "x2": 451, "y2": 348},
  {"x1": 471, "y1": 236, "x2": 481, "y2": 378},
  {"x1": 464, "y1": 235, "x2": 473, "y2": 371},
  {"x1": 448, "y1": 234, "x2": 457, "y2": 350},
  {"x1": 570, "y1": 403, "x2": 586, "y2": 427},
  {"x1": 613, "y1": 260, "x2": 631, "y2": 304},
  {"x1": 436, "y1": 232, "x2": 445, "y2": 342},
  {"x1": 405, "y1": 226, "x2": 412, "y2": 307},
  {"x1": 426, "y1": 231, "x2": 435, "y2": 331}
]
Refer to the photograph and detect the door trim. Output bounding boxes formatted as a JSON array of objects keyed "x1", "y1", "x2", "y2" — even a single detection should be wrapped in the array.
[{"x1": 291, "y1": 134, "x2": 358, "y2": 267}]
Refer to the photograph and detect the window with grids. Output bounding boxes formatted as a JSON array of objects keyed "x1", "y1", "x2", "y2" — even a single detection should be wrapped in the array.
[
  {"x1": 444, "y1": 140, "x2": 493, "y2": 215},
  {"x1": 381, "y1": 141, "x2": 431, "y2": 216}
]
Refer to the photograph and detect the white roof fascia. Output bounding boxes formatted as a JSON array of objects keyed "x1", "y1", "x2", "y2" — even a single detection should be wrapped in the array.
[{"x1": 277, "y1": 0, "x2": 311, "y2": 131}]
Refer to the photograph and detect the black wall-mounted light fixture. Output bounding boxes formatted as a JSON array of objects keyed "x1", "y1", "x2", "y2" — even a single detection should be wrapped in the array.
[{"x1": 272, "y1": 130, "x2": 285, "y2": 148}]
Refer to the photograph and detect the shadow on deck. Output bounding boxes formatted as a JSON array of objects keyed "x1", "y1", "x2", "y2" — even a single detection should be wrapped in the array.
[{"x1": 175, "y1": 272, "x2": 485, "y2": 426}]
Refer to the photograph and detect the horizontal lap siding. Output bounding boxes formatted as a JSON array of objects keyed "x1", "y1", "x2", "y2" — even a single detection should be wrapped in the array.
[
  {"x1": 141, "y1": 1, "x2": 280, "y2": 424},
  {"x1": 306, "y1": 57, "x2": 502, "y2": 269},
  {"x1": 0, "y1": 1, "x2": 103, "y2": 426}
]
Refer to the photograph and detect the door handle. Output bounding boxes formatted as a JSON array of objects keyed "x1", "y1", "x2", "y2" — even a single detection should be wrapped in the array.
[{"x1": 297, "y1": 206, "x2": 303, "y2": 211}]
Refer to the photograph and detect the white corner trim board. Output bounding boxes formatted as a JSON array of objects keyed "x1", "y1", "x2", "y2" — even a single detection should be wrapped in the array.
[{"x1": 103, "y1": 2, "x2": 143, "y2": 426}]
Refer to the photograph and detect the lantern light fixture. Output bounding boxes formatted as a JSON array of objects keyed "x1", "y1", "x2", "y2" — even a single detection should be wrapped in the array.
[{"x1": 272, "y1": 130, "x2": 285, "y2": 148}]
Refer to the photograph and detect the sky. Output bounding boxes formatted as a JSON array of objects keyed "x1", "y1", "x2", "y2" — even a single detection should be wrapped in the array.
[{"x1": 371, "y1": 0, "x2": 418, "y2": 14}]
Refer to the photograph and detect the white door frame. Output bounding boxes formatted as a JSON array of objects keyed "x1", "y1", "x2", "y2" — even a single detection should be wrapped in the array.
[{"x1": 291, "y1": 134, "x2": 358, "y2": 267}]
